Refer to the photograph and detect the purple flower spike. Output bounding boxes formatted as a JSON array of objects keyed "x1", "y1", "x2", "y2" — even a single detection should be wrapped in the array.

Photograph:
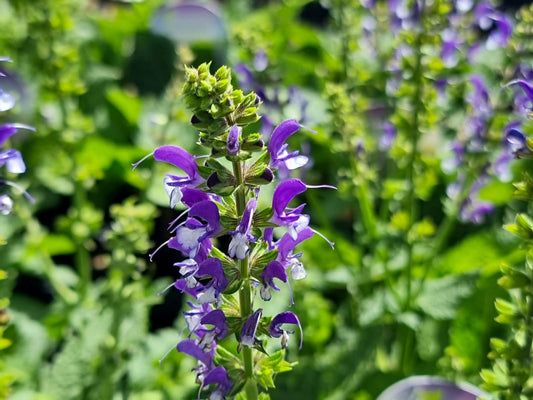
[
  {"x1": 269, "y1": 311, "x2": 303, "y2": 349},
  {"x1": 239, "y1": 308, "x2": 262, "y2": 350},
  {"x1": 228, "y1": 198, "x2": 257, "y2": 259},
  {"x1": 227, "y1": 125, "x2": 240, "y2": 156},
  {"x1": 268, "y1": 119, "x2": 309, "y2": 171},
  {"x1": 260, "y1": 260, "x2": 288, "y2": 301},
  {"x1": 203, "y1": 366, "x2": 234, "y2": 400}
]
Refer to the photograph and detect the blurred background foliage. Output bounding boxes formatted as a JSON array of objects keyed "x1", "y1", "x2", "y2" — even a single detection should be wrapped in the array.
[{"x1": 0, "y1": 0, "x2": 532, "y2": 399}]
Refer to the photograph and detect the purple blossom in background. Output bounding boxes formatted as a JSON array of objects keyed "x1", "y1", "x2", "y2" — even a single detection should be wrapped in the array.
[
  {"x1": 0, "y1": 57, "x2": 34, "y2": 212},
  {"x1": 379, "y1": 122, "x2": 397, "y2": 151},
  {"x1": 473, "y1": 2, "x2": 512, "y2": 50}
]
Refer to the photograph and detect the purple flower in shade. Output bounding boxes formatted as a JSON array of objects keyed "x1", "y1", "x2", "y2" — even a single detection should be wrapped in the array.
[
  {"x1": 253, "y1": 50, "x2": 268, "y2": 72},
  {"x1": 199, "y1": 309, "x2": 229, "y2": 350},
  {"x1": 202, "y1": 366, "x2": 234, "y2": 400},
  {"x1": 269, "y1": 311, "x2": 303, "y2": 349},
  {"x1": 459, "y1": 174, "x2": 494, "y2": 224},
  {"x1": 228, "y1": 198, "x2": 257, "y2": 259},
  {"x1": 277, "y1": 227, "x2": 314, "y2": 281},
  {"x1": 259, "y1": 260, "x2": 288, "y2": 301},
  {"x1": 133, "y1": 145, "x2": 204, "y2": 208},
  {"x1": 379, "y1": 122, "x2": 397, "y2": 151},
  {"x1": 239, "y1": 308, "x2": 262, "y2": 351},
  {"x1": 227, "y1": 125, "x2": 240, "y2": 156},
  {"x1": 441, "y1": 28, "x2": 462, "y2": 68},
  {"x1": 268, "y1": 119, "x2": 309, "y2": 173},
  {"x1": 473, "y1": 2, "x2": 512, "y2": 50},
  {"x1": 468, "y1": 76, "x2": 491, "y2": 118}
]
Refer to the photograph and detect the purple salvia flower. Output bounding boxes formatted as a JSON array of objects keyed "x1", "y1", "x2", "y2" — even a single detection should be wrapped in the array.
[
  {"x1": 228, "y1": 198, "x2": 257, "y2": 259},
  {"x1": 506, "y1": 128, "x2": 530, "y2": 157},
  {"x1": 268, "y1": 119, "x2": 309, "y2": 172},
  {"x1": 134, "y1": 145, "x2": 204, "y2": 208},
  {"x1": 183, "y1": 301, "x2": 212, "y2": 336},
  {"x1": 473, "y1": 2, "x2": 512, "y2": 50},
  {"x1": 177, "y1": 339, "x2": 216, "y2": 385},
  {"x1": 270, "y1": 178, "x2": 307, "y2": 227},
  {"x1": 195, "y1": 258, "x2": 228, "y2": 304},
  {"x1": 493, "y1": 153, "x2": 513, "y2": 182},
  {"x1": 468, "y1": 76, "x2": 491, "y2": 118},
  {"x1": 168, "y1": 200, "x2": 221, "y2": 259},
  {"x1": 269, "y1": 311, "x2": 303, "y2": 349},
  {"x1": 441, "y1": 28, "x2": 462, "y2": 68},
  {"x1": 277, "y1": 227, "x2": 314, "y2": 280},
  {"x1": 202, "y1": 366, "x2": 234, "y2": 400},
  {"x1": 199, "y1": 309, "x2": 229, "y2": 350},
  {"x1": 239, "y1": 308, "x2": 262, "y2": 350},
  {"x1": 506, "y1": 79, "x2": 533, "y2": 116},
  {"x1": 259, "y1": 260, "x2": 287, "y2": 301},
  {"x1": 227, "y1": 125, "x2": 240, "y2": 156}
]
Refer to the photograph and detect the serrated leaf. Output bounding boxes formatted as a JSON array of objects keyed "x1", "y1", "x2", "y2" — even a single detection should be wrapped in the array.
[{"x1": 416, "y1": 273, "x2": 477, "y2": 320}]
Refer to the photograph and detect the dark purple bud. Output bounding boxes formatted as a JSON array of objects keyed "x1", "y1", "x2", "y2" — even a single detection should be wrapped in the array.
[
  {"x1": 239, "y1": 308, "x2": 262, "y2": 350},
  {"x1": 227, "y1": 125, "x2": 240, "y2": 156},
  {"x1": 207, "y1": 172, "x2": 221, "y2": 188},
  {"x1": 260, "y1": 167, "x2": 274, "y2": 183}
]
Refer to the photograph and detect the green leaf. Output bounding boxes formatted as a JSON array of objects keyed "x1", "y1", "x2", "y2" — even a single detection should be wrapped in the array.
[{"x1": 416, "y1": 273, "x2": 477, "y2": 320}]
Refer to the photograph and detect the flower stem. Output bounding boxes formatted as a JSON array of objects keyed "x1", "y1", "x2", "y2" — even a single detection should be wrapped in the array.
[
  {"x1": 404, "y1": 0, "x2": 425, "y2": 311},
  {"x1": 233, "y1": 160, "x2": 258, "y2": 399}
]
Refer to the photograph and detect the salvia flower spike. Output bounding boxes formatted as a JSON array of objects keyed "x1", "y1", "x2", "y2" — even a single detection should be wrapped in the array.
[{"x1": 137, "y1": 63, "x2": 333, "y2": 399}]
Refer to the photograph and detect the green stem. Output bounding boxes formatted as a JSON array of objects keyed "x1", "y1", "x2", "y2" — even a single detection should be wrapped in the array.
[
  {"x1": 404, "y1": 1, "x2": 425, "y2": 311},
  {"x1": 232, "y1": 161, "x2": 258, "y2": 399},
  {"x1": 74, "y1": 182, "x2": 91, "y2": 300}
]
